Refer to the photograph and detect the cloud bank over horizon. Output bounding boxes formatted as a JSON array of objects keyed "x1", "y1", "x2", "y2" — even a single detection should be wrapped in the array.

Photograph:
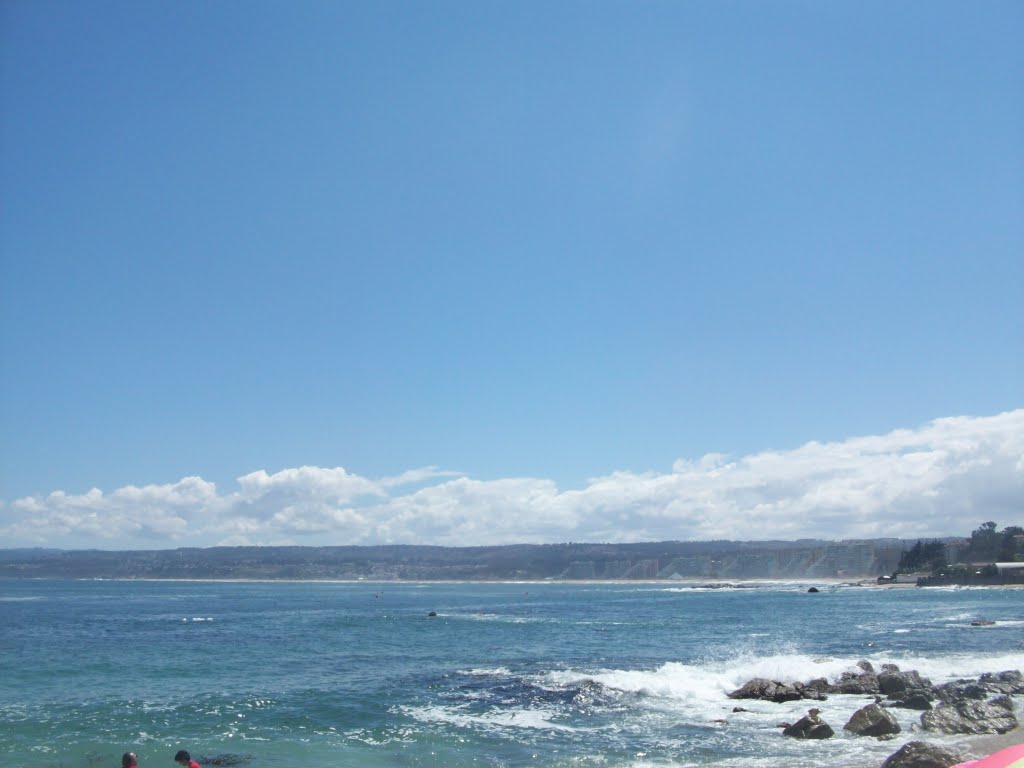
[{"x1": 3, "y1": 410, "x2": 1022, "y2": 549}]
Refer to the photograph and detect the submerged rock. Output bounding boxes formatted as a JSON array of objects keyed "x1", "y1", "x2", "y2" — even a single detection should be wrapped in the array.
[
  {"x1": 198, "y1": 757, "x2": 253, "y2": 767},
  {"x1": 880, "y1": 741, "x2": 966, "y2": 768}
]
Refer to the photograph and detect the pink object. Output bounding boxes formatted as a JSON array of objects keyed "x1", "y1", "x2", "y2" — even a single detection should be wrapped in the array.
[{"x1": 950, "y1": 744, "x2": 1024, "y2": 768}]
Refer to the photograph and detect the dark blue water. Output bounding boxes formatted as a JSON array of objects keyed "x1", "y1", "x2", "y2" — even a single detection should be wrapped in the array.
[{"x1": 1, "y1": 580, "x2": 1021, "y2": 768}]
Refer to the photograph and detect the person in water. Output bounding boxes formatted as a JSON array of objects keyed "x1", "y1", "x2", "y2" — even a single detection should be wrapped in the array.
[
  {"x1": 173, "y1": 750, "x2": 201, "y2": 768},
  {"x1": 122, "y1": 753, "x2": 138, "y2": 768}
]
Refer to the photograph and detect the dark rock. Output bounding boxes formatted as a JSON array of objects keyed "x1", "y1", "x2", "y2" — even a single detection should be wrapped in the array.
[
  {"x1": 989, "y1": 694, "x2": 1015, "y2": 712},
  {"x1": 934, "y1": 679, "x2": 989, "y2": 703},
  {"x1": 980, "y1": 670, "x2": 1024, "y2": 695},
  {"x1": 427, "y1": 611, "x2": 437, "y2": 617},
  {"x1": 728, "y1": 678, "x2": 814, "y2": 703},
  {"x1": 794, "y1": 681, "x2": 828, "y2": 700},
  {"x1": 783, "y1": 708, "x2": 834, "y2": 739},
  {"x1": 879, "y1": 670, "x2": 932, "y2": 697},
  {"x1": 921, "y1": 697, "x2": 1019, "y2": 735},
  {"x1": 831, "y1": 671, "x2": 881, "y2": 695},
  {"x1": 844, "y1": 703, "x2": 902, "y2": 737},
  {"x1": 971, "y1": 619, "x2": 996, "y2": 626},
  {"x1": 807, "y1": 587, "x2": 820, "y2": 593},
  {"x1": 858, "y1": 660, "x2": 876, "y2": 674},
  {"x1": 804, "y1": 677, "x2": 831, "y2": 696},
  {"x1": 881, "y1": 663, "x2": 901, "y2": 674},
  {"x1": 729, "y1": 678, "x2": 792, "y2": 701},
  {"x1": 889, "y1": 692, "x2": 934, "y2": 711},
  {"x1": 732, "y1": 707, "x2": 749, "y2": 713},
  {"x1": 880, "y1": 740, "x2": 966, "y2": 768}
]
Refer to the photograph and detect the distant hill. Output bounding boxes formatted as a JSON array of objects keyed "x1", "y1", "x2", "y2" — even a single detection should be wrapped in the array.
[
  {"x1": 0, "y1": 548, "x2": 64, "y2": 562},
  {"x1": 0, "y1": 538, "x2": 917, "y2": 580}
]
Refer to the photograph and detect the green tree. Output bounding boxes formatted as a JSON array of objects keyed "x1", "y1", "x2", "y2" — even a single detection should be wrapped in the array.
[
  {"x1": 969, "y1": 521, "x2": 1001, "y2": 561},
  {"x1": 999, "y1": 526, "x2": 1024, "y2": 561},
  {"x1": 896, "y1": 540, "x2": 946, "y2": 575}
]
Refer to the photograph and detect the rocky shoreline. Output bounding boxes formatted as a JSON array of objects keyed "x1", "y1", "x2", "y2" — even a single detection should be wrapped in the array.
[{"x1": 726, "y1": 662, "x2": 1022, "y2": 766}]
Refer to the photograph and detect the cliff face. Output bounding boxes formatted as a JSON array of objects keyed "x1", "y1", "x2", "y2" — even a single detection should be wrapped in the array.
[{"x1": 0, "y1": 539, "x2": 910, "y2": 580}]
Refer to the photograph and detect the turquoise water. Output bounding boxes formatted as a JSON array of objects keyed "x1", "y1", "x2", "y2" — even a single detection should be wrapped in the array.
[{"x1": 1, "y1": 580, "x2": 1021, "y2": 768}]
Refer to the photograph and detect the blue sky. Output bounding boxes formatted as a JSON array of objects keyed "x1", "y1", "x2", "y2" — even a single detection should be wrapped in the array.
[{"x1": 1, "y1": 1, "x2": 1021, "y2": 548}]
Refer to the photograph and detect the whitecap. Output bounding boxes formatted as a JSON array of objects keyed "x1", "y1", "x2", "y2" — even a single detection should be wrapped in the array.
[
  {"x1": 400, "y1": 703, "x2": 579, "y2": 732},
  {"x1": 458, "y1": 667, "x2": 513, "y2": 677}
]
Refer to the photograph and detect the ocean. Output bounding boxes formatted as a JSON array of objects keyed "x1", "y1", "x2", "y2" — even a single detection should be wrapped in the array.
[{"x1": 1, "y1": 579, "x2": 1021, "y2": 768}]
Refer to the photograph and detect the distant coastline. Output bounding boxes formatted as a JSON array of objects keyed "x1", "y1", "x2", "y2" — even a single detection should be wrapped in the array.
[
  {"x1": 0, "y1": 539, "x2": 912, "y2": 581},
  {"x1": 3, "y1": 527, "x2": 1019, "y2": 584}
]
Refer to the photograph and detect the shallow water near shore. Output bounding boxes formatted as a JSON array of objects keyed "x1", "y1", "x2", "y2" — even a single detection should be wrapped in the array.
[{"x1": 1, "y1": 580, "x2": 1021, "y2": 768}]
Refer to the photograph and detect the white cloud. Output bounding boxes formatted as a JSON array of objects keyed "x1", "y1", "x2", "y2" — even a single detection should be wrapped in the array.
[
  {"x1": 1, "y1": 410, "x2": 1021, "y2": 549},
  {"x1": 6, "y1": 476, "x2": 220, "y2": 543}
]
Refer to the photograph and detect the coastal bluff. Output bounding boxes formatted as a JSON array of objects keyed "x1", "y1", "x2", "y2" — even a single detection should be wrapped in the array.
[{"x1": 0, "y1": 538, "x2": 911, "y2": 581}]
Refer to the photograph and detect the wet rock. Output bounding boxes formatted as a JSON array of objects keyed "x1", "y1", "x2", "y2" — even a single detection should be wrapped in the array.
[
  {"x1": 989, "y1": 694, "x2": 1016, "y2": 712},
  {"x1": 782, "y1": 708, "x2": 834, "y2": 739},
  {"x1": 881, "y1": 663, "x2": 901, "y2": 674},
  {"x1": 888, "y1": 692, "x2": 934, "y2": 711},
  {"x1": 920, "y1": 696, "x2": 1019, "y2": 735},
  {"x1": 844, "y1": 703, "x2": 902, "y2": 737},
  {"x1": 807, "y1": 587, "x2": 820, "y2": 593},
  {"x1": 880, "y1": 740, "x2": 966, "y2": 768},
  {"x1": 934, "y1": 679, "x2": 989, "y2": 703},
  {"x1": 971, "y1": 619, "x2": 996, "y2": 626},
  {"x1": 804, "y1": 677, "x2": 831, "y2": 696},
  {"x1": 980, "y1": 670, "x2": 1024, "y2": 695},
  {"x1": 857, "y1": 660, "x2": 876, "y2": 674},
  {"x1": 729, "y1": 678, "x2": 798, "y2": 702},
  {"x1": 830, "y1": 670, "x2": 880, "y2": 695},
  {"x1": 879, "y1": 670, "x2": 932, "y2": 697},
  {"x1": 728, "y1": 678, "x2": 824, "y2": 703}
]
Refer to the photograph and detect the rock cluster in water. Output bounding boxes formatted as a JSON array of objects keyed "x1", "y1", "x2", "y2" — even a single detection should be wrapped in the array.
[{"x1": 727, "y1": 662, "x2": 1022, "y2": 763}]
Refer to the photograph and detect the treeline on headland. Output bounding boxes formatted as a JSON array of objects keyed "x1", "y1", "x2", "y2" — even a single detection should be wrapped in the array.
[
  {"x1": 891, "y1": 522, "x2": 1024, "y2": 586},
  {"x1": 1, "y1": 524, "x2": 1018, "y2": 582}
]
